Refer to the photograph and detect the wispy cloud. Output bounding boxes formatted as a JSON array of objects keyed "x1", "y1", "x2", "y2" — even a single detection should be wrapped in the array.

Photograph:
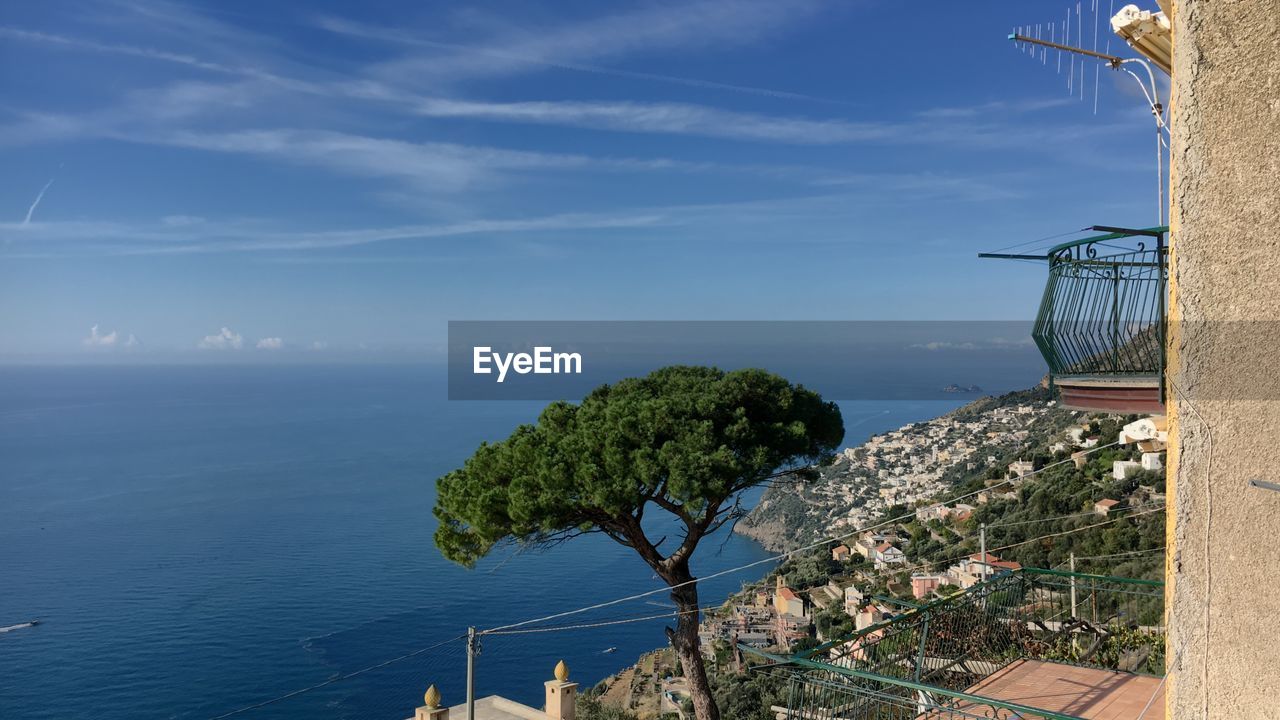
[
  {"x1": 407, "y1": 97, "x2": 1114, "y2": 149},
  {"x1": 1, "y1": 110, "x2": 727, "y2": 191},
  {"x1": 24, "y1": 178, "x2": 55, "y2": 224},
  {"x1": 1, "y1": 26, "x2": 261, "y2": 79},
  {"x1": 0, "y1": 210, "x2": 668, "y2": 256},
  {"x1": 914, "y1": 98, "x2": 1078, "y2": 119},
  {"x1": 316, "y1": 0, "x2": 839, "y2": 104},
  {"x1": 411, "y1": 98, "x2": 889, "y2": 144},
  {"x1": 147, "y1": 128, "x2": 712, "y2": 190},
  {"x1": 256, "y1": 337, "x2": 283, "y2": 350}
]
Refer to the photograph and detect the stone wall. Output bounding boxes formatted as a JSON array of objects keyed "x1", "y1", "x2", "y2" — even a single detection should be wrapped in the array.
[{"x1": 1166, "y1": 0, "x2": 1280, "y2": 716}]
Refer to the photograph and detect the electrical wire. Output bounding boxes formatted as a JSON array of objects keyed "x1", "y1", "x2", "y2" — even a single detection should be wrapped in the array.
[
  {"x1": 484, "y1": 605, "x2": 722, "y2": 636},
  {"x1": 1071, "y1": 547, "x2": 1165, "y2": 562},
  {"x1": 894, "y1": 507, "x2": 1165, "y2": 578},
  {"x1": 1170, "y1": 379, "x2": 1215, "y2": 717},
  {"x1": 983, "y1": 227, "x2": 1090, "y2": 255},
  {"x1": 986, "y1": 501, "x2": 1164, "y2": 528},
  {"x1": 205, "y1": 634, "x2": 467, "y2": 719},
  {"x1": 482, "y1": 440, "x2": 1124, "y2": 635},
  {"x1": 1137, "y1": 672, "x2": 1169, "y2": 719}
]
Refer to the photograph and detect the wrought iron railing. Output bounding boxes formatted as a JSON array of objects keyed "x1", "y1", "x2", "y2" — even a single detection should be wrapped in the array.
[
  {"x1": 743, "y1": 568, "x2": 1165, "y2": 720},
  {"x1": 1032, "y1": 226, "x2": 1168, "y2": 380}
]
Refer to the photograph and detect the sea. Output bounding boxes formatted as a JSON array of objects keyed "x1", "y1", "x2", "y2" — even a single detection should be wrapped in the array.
[{"x1": 0, "y1": 365, "x2": 970, "y2": 719}]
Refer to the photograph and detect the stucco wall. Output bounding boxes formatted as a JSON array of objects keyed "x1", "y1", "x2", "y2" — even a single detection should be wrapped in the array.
[{"x1": 1166, "y1": 0, "x2": 1280, "y2": 717}]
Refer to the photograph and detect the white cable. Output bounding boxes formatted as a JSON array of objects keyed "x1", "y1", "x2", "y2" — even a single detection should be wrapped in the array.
[
  {"x1": 1136, "y1": 672, "x2": 1169, "y2": 719},
  {"x1": 482, "y1": 441, "x2": 1125, "y2": 634},
  {"x1": 1120, "y1": 66, "x2": 1166, "y2": 129},
  {"x1": 1116, "y1": 58, "x2": 1168, "y2": 225},
  {"x1": 1170, "y1": 379, "x2": 1214, "y2": 717}
]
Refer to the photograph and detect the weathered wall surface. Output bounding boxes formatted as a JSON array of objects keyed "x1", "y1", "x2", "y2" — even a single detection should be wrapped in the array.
[{"x1": 1166, "y1": 0, "x2": 1280, "y2": 717}]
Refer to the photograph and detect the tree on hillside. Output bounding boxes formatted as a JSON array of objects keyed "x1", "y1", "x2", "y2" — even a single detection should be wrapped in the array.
[{"x1": 433, "y1": 366, "x2": 844, "y2": 720}]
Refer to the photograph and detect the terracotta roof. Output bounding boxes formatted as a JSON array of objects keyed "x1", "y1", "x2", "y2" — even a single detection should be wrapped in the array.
[
  {"x1": 876, "y1": 542, "x2": 896, "y2": 552},
  {"x1": 778, "y1": 587, "x2": 800, "y2": 602},
  {"x1": 1095, "y1": 498, "x2": 1121, "y2": 508}
]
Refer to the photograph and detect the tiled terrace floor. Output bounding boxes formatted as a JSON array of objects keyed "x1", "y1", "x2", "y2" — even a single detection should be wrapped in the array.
[{"x1": 942, "y1": 659, "x2": 1164, "y2": 719}]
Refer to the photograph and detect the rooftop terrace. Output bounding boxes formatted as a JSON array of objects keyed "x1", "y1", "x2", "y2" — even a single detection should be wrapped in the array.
[{"x1": 744, "y1": 567, "x2": 1165, "y2": 720}]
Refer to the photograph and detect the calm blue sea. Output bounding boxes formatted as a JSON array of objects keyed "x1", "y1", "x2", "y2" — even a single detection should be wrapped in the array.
[{"x1": 0, "y1": 366, "x2": 965, "y2": 719}]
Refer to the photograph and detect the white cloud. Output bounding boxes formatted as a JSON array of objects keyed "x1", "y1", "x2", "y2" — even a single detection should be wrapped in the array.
[
  {"x1": 143, "y1": 128, "x2": 714, "y2": 192},
  {"x1": 83, "y1": 324, "x2": 118, "y2": 346},
  {"x1": 909, "y1": 337, "x2": 1036, "y2": 352},
  {"x1": 162, "y1": 214, "x2": 204, "y2": 227},
  {"x1": 406, "y1": 97, "x2": 1113, "y2": 150},
  {"x1": 310, "y1": 341, "x2": 328, "y2": 351},
  {"x1": 0, "y1": 210, "x2": 666, "y2": 256},
  {"x1": 411, "y1": 98, "x2": 901, "y2": 145},
  {"x1": 198, "y1": 327, "x2": 244, "y2": 350},
  {"x1": 910, "y1": 341, "x2": 979, "y2": 352},
  {"x1": 125, "y1": 333, "x2": 139, "y2": 347},
  {"x1": 24, "y1": 178, "x2": 55, "y2": 224},
  {"x1": 317, "y1": 0, "x2": 830, "y2": 102},
  {"x1": 256, "y1": 337, "x2": 283, "y2": 350}
]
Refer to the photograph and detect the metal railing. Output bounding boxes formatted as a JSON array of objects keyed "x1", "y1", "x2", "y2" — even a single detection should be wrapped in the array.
[
  {"x1": 743, "y1": 568, "x2": 1165, "y2": 720},
  {"x1": 1032, "y1": 226, "x2": 1168, "y2": 380}
]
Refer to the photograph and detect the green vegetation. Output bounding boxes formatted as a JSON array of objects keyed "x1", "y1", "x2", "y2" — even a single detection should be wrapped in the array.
[
  {"x1": 576, "y1": 694, "x2": 643, "y2": 720},
  {"x1": 706, "y1": 669, "x2": 788, "y2": 720},
  {"x1": 432, "y1": 366, "x2": 844, "y2": 720}
]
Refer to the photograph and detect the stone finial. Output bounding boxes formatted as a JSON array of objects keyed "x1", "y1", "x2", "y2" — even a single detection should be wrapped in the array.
[
  {"x1": 424, "y1": 684, "x2": 441, "y2": 708},
  {"x1": 554, "y1": 660, "x2": 569, "y2": 682}
]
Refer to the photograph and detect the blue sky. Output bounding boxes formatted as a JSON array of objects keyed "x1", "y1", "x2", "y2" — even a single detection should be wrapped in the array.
[{"x1": 0, "y1": 0, "x2": 1166, "y2": 361}]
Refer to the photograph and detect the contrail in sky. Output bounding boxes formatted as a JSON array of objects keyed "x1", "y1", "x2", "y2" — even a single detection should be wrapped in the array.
[{"x1": 24, "y1": 178, "x2": 55, "y2": 224}]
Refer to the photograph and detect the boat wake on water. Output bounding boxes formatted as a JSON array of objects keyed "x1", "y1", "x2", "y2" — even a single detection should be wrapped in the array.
[{"x1": 0, "y1": 620, "x2": 41, "y2": 634}]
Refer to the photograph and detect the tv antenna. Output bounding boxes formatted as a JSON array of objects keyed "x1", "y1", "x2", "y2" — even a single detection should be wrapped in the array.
[{"x1": 1010, "y1": 3, "x2": 1169, "y2": 226}]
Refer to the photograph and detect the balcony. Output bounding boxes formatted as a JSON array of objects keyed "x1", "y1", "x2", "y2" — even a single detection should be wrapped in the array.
[
  {"x1": 984, "y1": 226, "x2": 1168, "y2": 413},
  {"x1": 742, "y1": 568, "x2": 1165, "y2": 719}
]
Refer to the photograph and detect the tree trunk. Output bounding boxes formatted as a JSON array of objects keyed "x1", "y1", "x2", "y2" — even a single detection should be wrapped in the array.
[{"x1": 665, "y1": 566, "x2": 720, "y2": 720}]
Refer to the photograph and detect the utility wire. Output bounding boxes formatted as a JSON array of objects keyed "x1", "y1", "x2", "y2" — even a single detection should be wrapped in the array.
[
  {"x1": 204, "y1": 438, "x2": 1137, "y2": 716},
  {"x1": 483, "y1": 440, "x2": 1124, "y2": 635},
  {"x1": 894, "y1": 506, "x2": 1165, "y2": 578},
  {"x1": 205, "y1": 634, "x2": 467, "y2": 719},
  {"x1": 210, "y1": 447, "x2": 1151, "y2": 716},
  {"x1": 986, "y1": 500, "x2": 1164, "y2": 528},
  {"x1": 1072, "y1": 547, "x2": 1165, "y2": 562},
  {"x1": 983, "y1": 227, "x2": 1090, "y2": 255},
  {"x1": 1137, "y1": 673, "x2": 1169, "y2": 719},
  {"x1": 484, "y1": 605, "x2": 722, "y2": 636}
]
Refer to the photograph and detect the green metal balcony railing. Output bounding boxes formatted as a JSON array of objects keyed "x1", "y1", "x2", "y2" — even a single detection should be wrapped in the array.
[
  {"x1": 979, "y1": 225, "x2": 1170, "y2": 411},
  {"x1": 742, "y1": 568, "x2": 1165, "y2": 720},
  {"x1": 1033, "y1": 226, "x2": 1168, "y2": 380}
]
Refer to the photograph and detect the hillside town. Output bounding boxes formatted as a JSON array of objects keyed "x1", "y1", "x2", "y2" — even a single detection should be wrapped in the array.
[
  {"x1": 736, "y1": 394, "x2": 1071, "y2": 552},
  {"x1": 596, "y1": 389, "x2": 1171, "y2": 718}
]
